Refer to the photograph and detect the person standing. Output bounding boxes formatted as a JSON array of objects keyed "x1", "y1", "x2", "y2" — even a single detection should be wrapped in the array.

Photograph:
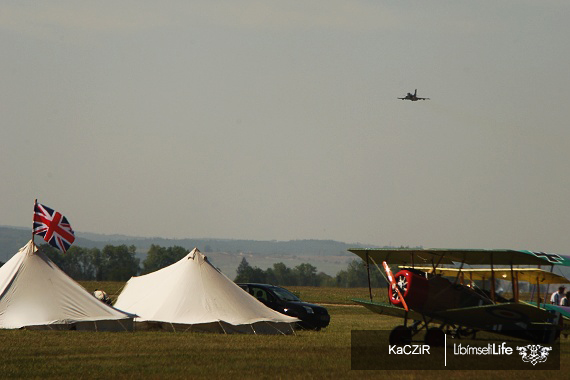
[
  {"x1": 550, "y1": 286, "x2": 566, "y2": 305},
  {"x1": 561, "y1": 291, "x2": 570, "y2": 307}
]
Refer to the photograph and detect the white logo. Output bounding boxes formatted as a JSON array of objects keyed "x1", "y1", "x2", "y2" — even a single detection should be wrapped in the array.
[{"x1": 516, "y1": 344, "x2": 552, "y2": 366}]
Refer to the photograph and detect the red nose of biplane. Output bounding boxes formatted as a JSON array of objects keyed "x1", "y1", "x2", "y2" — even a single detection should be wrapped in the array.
[{"x1": 389, "y1": 270, "x2": 429, "y2": 310}]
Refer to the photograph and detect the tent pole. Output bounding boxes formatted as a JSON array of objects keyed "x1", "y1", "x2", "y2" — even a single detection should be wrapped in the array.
[
  {"x1": 32, "y1": 199, "x2": 37, "y2": 246},
  {"x1": 117, "y1": 319, "x2": 128, "y2": 332},
  {"x1": 265, "y1": 321, "x2": 286, "y2": 336}
]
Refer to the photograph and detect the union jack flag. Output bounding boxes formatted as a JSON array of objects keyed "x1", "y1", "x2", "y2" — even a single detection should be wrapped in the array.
[{"x1": 33, "y1": 203, "x2": 75, "y2": 253}]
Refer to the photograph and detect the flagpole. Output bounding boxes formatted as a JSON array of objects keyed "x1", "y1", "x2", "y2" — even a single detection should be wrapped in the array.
[{"x1": 32, "y1": 199, "x2": 37, "y2": 246}]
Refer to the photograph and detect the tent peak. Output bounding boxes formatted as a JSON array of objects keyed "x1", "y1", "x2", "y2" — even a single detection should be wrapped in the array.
[
  {"x1": 187, "y1": 247, "x2": 203, "y2": 261},
  {"x1": 19, "y1": 240, "x2": 38, "y2": 256}
]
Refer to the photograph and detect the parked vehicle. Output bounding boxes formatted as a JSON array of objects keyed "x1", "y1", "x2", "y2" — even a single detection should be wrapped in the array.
[{"x1": 237, "y1": 283, "x2": 330, "y2": 330}]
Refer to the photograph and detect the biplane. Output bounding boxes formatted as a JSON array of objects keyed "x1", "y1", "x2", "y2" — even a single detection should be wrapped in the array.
[{"x1": 349, "y1": 248, "x2": 570, "y2": 345}]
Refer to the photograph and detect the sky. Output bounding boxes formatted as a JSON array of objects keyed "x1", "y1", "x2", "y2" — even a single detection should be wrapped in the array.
[{"x1": 1, "y1": 1, "x2": 570, "y2": 253}]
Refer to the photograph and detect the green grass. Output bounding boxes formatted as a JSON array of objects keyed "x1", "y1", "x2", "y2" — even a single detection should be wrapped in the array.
[
  {"x1": 285, "y1": 286, "x2": 389, "y2": 305},
  {"x1": 78, "y1": 283, "x2": 390, "y2": 305},
  {"x1": 0, "y1": 284, "x2": 568, "y2": 379}
]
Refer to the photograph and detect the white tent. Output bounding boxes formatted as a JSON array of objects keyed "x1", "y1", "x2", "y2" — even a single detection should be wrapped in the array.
[
  {"x1": 0, "y1": 240, "x2": 133, "y2": 331},
  {"x1": 114, "y1": 248, "x2": 299, "y2": 334}
]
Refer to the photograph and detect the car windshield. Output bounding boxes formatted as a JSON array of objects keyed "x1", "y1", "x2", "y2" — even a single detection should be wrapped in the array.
[{"x1": 270, "y1": 287, "x2": 301, "y2": 302}]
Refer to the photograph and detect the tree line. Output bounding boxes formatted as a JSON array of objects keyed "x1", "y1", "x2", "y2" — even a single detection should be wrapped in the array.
[
  {"x1": 234, "y1": 257, "x2": 387, "y2": 288},
  {"x1": 41, "y1": 244, "x2": 140, "y2": 281},
  {"x1": 33, "y1": 243, "x2": 388, "y2": 287},
  {"x1": 40, "y1": 244, "x2": 195, "y2": 281},
  {"x1": 38, "y1": 244, "x2": 207, "y2": 281}
]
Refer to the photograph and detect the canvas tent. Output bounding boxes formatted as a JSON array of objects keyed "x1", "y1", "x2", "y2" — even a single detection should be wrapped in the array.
[
  {"x1": 114, "y1": 248, "x2": 299, "y2": 334},
  {"x1": 0, "y1": 240, "x2": 133, "y2": 331}
]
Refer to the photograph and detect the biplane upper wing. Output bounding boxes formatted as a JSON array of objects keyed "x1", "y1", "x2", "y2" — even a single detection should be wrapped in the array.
[
  {"x1": 352, "y1": 298, "x2": 426, "y2": 321},
  {"x1": 350, "y1": 248, "x2": 570, "y2": 267},
  {"x1": 409, "y1": 267, "x2": 570, "y2": 284},
  {"x1": 349, "y1": 248, "x2": 455, "y2": 266},
  {"x1": 441, "y1": 249, "x2": 570, "y2": 266}
]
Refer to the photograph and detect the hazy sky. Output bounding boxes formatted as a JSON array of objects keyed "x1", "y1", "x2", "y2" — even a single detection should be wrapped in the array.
[{"x1": 2, "y1": 1, "x2": 569, "y2": 253}]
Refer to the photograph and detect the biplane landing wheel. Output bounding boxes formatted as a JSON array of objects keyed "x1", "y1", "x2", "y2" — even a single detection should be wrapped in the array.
[
  {"x1": 424, "y1": 327, "x2": 445, "y2": 347},
  {"x1": 389, "y1": 326, "x2": 412, "y2": 346}
]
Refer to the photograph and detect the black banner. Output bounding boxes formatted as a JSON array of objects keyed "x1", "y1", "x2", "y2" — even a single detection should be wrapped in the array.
[{"x1": 351, "y1": 330, "x2": 560, "y2": 370}]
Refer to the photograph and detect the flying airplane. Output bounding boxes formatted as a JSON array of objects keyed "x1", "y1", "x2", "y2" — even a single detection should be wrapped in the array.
[
  {"x1": 348, "y1": 248, "x2": 570, "y2": 346},
  {"x1": 398, "y1": 89, "x2": 429, "y2": 101}
]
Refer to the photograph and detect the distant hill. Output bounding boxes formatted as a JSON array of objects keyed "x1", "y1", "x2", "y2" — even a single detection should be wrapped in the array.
[{"x1": 0, "y1": 225, "x2": 379, "y2": 278}]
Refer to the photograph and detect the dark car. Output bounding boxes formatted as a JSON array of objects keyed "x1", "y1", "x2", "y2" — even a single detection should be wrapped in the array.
[{"x1": 237, "y1": 283, "x2": 330, "y2": 330}]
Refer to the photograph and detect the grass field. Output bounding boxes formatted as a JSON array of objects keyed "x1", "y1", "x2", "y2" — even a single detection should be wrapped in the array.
[{"x1": 0, "y1": 284, "x2": 568, "y2": 379}]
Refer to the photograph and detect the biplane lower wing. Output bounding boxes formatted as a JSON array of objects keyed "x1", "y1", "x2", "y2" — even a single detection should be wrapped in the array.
[
  {"x1": 524, "y1": 302, "x2": 570, "y2": 318},
  {"x1": 523, "y1": 302, "x2": 570, "y2": 332},
  {"x1": 434, "y1": 302, "x2": 556, "y2": 329},
  {"x1": 353, "y1": 298, "x2": 564, "y2": 335},
  {"x1": 352, "y1": 299, "x2": 555, "y2": 328},
  {"x1": 435, "y1": 303, "x2": 562, "y2": 343}
]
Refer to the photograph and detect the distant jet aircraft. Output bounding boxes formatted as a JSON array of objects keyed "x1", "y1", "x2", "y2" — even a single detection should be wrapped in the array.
[{"x1": 398, "y1": 89, "x2": 429, "y2": 101}]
